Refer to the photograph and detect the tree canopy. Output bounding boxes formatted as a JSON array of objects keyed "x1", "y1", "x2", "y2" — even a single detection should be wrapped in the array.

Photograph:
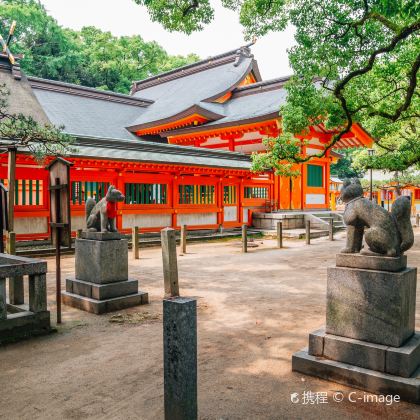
[
  {"x1": 0, "y1": 0, "x2": 200, "y2": 93},
  {"x1": 134, "y1": 0, "x2": 420, "y2": 175}
]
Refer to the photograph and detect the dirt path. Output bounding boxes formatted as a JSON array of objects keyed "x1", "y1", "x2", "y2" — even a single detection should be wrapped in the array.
[{"x1": 1, "y1": 232, "x2": 420, "y2": 419}]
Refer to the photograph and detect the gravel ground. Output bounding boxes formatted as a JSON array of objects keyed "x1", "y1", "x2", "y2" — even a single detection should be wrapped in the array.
[{"x1": 1, "y1": 231, "x2": 420, "y2": 420}]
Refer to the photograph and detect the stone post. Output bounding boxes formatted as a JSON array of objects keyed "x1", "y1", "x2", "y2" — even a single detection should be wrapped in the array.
[
  {"x1": 76, "y1": 229, "x2": 83, "y2": 239},
  {"x1": 416, "y1": 213, "x2": 419, "y2": 228},
  {"x1": 164, "y1": 297, "x2": 197, "y2": 420},
  {"x1": 29, "y1": 274, "x2": 47, "y2": 313},
  {"x1": 180, "y1": 225, "x2": 187, "y2": 255},
  {"x1": 242, "y1": 224, "x2": 247, "y2": 253},
  {"x1": 277, "y1": 221, "x2": 283, "y2": 249},
  {"x1": 6, "y1": 231, "x2": 24, "y2": 305},
  {"x1": 329, "y1": 218, "x2": 334, "y2": 241},
  {"x1": 305, "y1": 220, "x2": 311, "y2": 245},
  {"x1": 132, "y1": 226, "x2": 139, "y2": 260},
  {"x1": 0, "y1": 277, "x2": 6, "y2": 320},
  {"x1": 161, "y1": 228, "x2": 180, "y2": 297}
]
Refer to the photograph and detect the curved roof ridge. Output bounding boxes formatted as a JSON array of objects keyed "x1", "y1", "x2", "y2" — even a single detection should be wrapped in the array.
[
  {"x1": 131, "y1": 43, "x2": 259, "y2": 93},
  {"x1": 29, "y1": 76, "x2": 152, "y2": 106}
]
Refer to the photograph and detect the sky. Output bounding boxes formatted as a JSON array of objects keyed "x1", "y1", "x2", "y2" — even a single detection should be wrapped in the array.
[{"x1": 39, "y1": 0, "x2": 295, "y2": 80}]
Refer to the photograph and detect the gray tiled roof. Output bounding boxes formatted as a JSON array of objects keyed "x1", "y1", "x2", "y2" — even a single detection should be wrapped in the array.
[
  {"x1": 72, "y1": 136, "x2": 251, "y2": 170},
  {"x1": 128, "y1": 56, "x2": 255, "y2": 130},
  {"x1": 205, "y1": 85, "x2": 286, "y2": 126},
  {"x1": 32, "y1": 88, "x2": 144, "y2": 141}
]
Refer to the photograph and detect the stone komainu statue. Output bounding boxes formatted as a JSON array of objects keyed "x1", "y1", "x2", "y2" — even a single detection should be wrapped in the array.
[
  {"x1": 341, "y1": 178, "x2": 414, "y2": 257},
  {"x1": 86, "y1": 185, "x2": 125, "y2": 232}
]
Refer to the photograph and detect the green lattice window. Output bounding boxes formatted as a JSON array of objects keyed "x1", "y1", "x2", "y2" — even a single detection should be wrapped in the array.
[
  {"x1": 72, "y1": 181, "x2": 110, "y2": 204},
  {"x1": 1, "y1": 179, "x2": 44, "y2": 206},
  {"x1": 244, "y1": 186, "x2": 268, "y2": 199},
  {"x1": 224, "y1": 185, "x2": 237, "y2": 204},
  {"x1": 125, "y1": 183, "x2": 167, "y2": 204},
  {"x1": 179, "y1": 185, "x2": 215, "y2": 205},
  {"x1": 307, "y1": 165, "x2": 324, "y2": 187}
]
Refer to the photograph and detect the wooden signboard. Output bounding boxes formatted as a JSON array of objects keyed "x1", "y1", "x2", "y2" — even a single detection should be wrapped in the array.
[{"x1": 46, "y1": 157, "x2": 73, "y2": 247}]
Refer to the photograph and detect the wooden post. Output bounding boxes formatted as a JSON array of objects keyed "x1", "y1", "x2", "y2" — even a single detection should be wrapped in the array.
[
  {"x1": 305, "y1": 220, "x2": 311, "y2": 245},
  {"x1": 7, "y1": 146, "x2": 16, "y2": 233},
  {"x1": 242, "y1": 224, "x2": 247, "y2": 253},
  {"x1": 6, "y1": 231, "x2": 15, "y2": 254},
  {"x1": 132, "y1": 226, "x2": 139, "y2": 260},
  {"x1": 180, "y1": 224, "x2": 187, "y2": 255},
  {"x1": 55, "y1": 178, "x2": 62, "y2": 324},
  {"x1": 416, "y1": 213, "x2": 419, "y2": 227},
  {"x1": 277, "y1": 221, "x2": 283, "y2": 249},
  {"x1": 329, "y1": 218, "x2": 334, "y2": 241},
  {"x1": 76, "y1": 229, "x2": 83, "y2": 239},
  {"x1": 161, "y1": 228, "x2": 180, "y2": 297}
]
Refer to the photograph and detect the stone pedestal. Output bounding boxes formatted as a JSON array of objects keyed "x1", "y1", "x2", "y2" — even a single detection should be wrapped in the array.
[
  {"x1": 62, "y1": 232, "x2": 148, "y2": 314},
  {"x1": 293, "y1": 254, "x2": 420, "y2": 404}
]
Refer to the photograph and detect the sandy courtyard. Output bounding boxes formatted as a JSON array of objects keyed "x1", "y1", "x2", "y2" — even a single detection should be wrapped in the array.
[{"x1": 1, "y1": 232, "x2": 420, "y2": 420}]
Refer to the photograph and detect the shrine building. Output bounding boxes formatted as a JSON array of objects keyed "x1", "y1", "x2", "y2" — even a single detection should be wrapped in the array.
[{"x1": 0, "y1": 45, "x2": 372, "y2": 240}]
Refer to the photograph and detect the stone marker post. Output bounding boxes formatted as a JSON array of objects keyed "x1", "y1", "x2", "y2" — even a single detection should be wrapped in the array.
[
  {"x1": 242, "y1": 224, "x2": 247, "y2": 253},
  {"x1": 329, "y1": 218, "x2": 334, "y2": 241},
  {"x1": 180, "y1": 225, "x2": 187, "y2": 255},
  {"x1": 6, "y1": 231, "x2": 24, "y2": 305},
  {"x1": 277, "y1": 221, "x2": 283, "y2": 249},
  {"x1": 132, "y1": 226, "x2": 139, "y2": 260},
  {"x1": 416, "y1": 213, "x2": 419, "y2": 228},
  {"x1": 305, "y1": 220, "x2": 311, "y2": 245},
  {"x1": 0, "y1": 277, "x2": 6, "y2": 320},
  {"x1": 163, "y1": 297, "x2": 197, "y2": 420},
  {"x1": 161, "y1": 228, "x2": 180, "y2": 297}
]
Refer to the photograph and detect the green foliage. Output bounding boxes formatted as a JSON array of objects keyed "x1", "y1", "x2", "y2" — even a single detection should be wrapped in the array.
[
  {"x1": 330, "y1": 149, "x2": 366, "y2": 179},
  {"x1": 0, "y1": 84, "x2": 73, "y2": 159},
  {"x1": 134, "y1": 0, "x2": 420, "y2": 175},
  {"x1": 0, "y1": 0, "x2": 200, "y2": 93},
  {"x1": 133, "y1": 0, "x2": 214, "y2": 34}
]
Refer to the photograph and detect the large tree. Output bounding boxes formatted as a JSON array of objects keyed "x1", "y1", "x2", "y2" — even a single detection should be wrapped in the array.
[
  {"x1": 134, "y1": 0, "x2": 420, "y2": 175},
  {"x1": 0, "y1": 0, "x2": 200, "y2": 93}
]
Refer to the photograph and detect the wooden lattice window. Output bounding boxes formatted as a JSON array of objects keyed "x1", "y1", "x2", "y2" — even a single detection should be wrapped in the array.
[
  {"x1": 71, "y1": 181, "x2": 109, "y2": 204},
  {"x1": 223, "y1": 185, "x2": 237, "y2": 204},
  {"x1": 179, "y1": 185, "x2": 215, "y2": 205},
  {"x1": 125, "y1": 183, "x2": 167, "y2": 205},
  {"x1": 244, "y1": 186, "x2": 268, "y2": 199},
  {"x1": 1, "y1": 179, "x2": 44, "y2": 206},
  {"x1": 307, "y1": 165, "x2": 324, "y2": 187}
]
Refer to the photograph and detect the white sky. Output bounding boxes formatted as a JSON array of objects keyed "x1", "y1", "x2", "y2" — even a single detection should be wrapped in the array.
[{"x1": 39, "y1": 0, "x2": 295, "y2": 80}]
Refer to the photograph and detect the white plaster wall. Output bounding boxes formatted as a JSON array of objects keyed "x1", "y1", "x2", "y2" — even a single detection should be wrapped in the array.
[
  {"x1": 15, "y1": 217, "x2": 48, "y2": 234},
  {"x1": 224, "y1": 206, "x2": 237, "y2": 222},
  {"x1": 306, "y1": 194, "x2": 326, "y2": 205},
  {"x1": 123, "y1": 214, "x2": 172, "y2": 229},
  {"x1": 177, "y1": 212, "x2": 217, "y2": 226},
  {"x1": 71, "y1": 215, "x2": 86, "y2": 231}
]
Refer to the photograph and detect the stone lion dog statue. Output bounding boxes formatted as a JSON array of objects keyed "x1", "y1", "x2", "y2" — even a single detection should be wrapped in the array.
[
  {"x1": 340, "y1": 178, "x2": 413, "y2": 257},
  {"x1": 86, "y1": 185, "x2": 125, "y2": 232}
]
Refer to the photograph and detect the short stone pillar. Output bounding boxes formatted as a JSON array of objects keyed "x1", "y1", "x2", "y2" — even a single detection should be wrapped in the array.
[
  {"x1": 328, "y1": 218, "x2": 334, "y2": 241},
  {"x1": 305, "y1": 220, "x2": 311, "y2": 245},
  {"x1": 161, "y1": 228, "x2": 180, "y2": 297},
  {"x1": 132, "y1": 226, "x2": 139, "y2": 260},
  {"x1": 293, "y1": 253, "x2": 420, "y2": 403},
  {"x1": 62, "y1": 231, "x2": 148, "y2": 314},
  {"x1": 277, "y1": 221, "x2": 283, "y2": 249},
  {"x1": 180, "y1": 225, "x2": 187, "y2": 255},
  {"x1": 164, "y1": 297, "x2": 197, "y2": 420},
  {"x1": 242, "y1": 224, "x2": 248, "y2": 253}
]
